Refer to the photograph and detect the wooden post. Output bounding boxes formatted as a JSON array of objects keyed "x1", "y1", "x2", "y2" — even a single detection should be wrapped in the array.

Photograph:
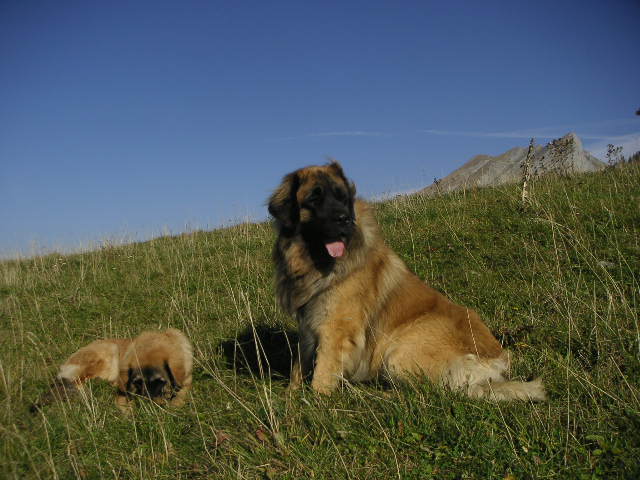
[{"x1": 521, "y1": 138, "x2": 535, "y2": 205}]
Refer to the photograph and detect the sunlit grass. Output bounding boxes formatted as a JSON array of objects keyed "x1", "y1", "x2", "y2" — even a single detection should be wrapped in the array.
[{"x1": 1, "y1": 163, "x2": 638, "y2": 478}]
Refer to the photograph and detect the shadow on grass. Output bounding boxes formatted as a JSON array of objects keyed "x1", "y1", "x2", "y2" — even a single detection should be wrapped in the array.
[{"x1": 220, "y1": 325, "x2": 299, "y2": 381}]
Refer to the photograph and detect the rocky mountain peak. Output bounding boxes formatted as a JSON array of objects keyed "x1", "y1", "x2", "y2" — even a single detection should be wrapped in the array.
[{"x1": 420, "y1": 133, "x2": 604, "y2": 196}]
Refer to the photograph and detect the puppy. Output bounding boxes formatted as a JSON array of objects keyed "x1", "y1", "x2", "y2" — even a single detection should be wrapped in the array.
[
  {"x1": 31, "y1": 328, "x2": 192, "y2": 413},
  {"x1": 116, "y1": 328, "x2": 193, "y2": 412}
]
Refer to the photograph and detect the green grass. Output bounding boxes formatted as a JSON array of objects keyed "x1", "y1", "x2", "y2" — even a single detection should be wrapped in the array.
[{"x1": 1, "y1": 164, "x2": 639, "y2": 479}]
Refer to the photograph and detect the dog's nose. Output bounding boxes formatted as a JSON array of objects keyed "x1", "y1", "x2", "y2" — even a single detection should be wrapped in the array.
[{"x1": 336, "y1": 213, "x2": 349, "y2": 224}]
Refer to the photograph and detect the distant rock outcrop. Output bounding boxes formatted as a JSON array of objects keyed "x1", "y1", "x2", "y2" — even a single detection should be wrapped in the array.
[{"x1": 420, "y1": 133, "x2": 605, "y2": 196}]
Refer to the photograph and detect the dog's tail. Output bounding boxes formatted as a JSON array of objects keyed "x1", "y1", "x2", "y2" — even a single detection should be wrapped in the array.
[
  {"x1": 30, "y1": 340, "x2": 123, "y2": 413},
  {"x1": 30, "y1": 358, "x2": 105, "y2": 413},
  {"x1": 443, "y1": 352, "x2": 546, "y2": 402},
  {"x1": 29, "y1": 378, "x2": 80, "y2": 414}
]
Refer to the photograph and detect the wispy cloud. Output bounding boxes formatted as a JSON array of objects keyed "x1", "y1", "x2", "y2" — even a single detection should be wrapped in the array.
[
  {"x1": 268, "y1": 130, "x2": 388, "y2": 141},
  {"x1": 270, "y1": 119, "x2": 640, "y2": 152},
  {"x1": 422, "y1": 118, "x2": 640, "y2": 142},
  {"x1": 421, "y1": 128, "x2": 622, "y2": 141},
  {"x1": 422, "y1": 128, "x2": 553, "y2": 139},
  {"x1": 308, "y1": 131, "x2": 386, "y2": 137},
  {"x1": 422, "y1": 126, "x2": 640, "y2": 161},
  {"x1": 584, "y1": 132, "x2": 640, "y2": 160}
]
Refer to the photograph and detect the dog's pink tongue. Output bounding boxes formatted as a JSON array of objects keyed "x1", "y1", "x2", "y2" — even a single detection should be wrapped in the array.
[{"x1": 325, "y1": 241, "x2": 345, "y2": 258}]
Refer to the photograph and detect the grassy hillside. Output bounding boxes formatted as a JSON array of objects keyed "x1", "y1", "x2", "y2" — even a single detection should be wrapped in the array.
[{"x1": 1, "y1": 164, "x2": 639, "y2": 479}]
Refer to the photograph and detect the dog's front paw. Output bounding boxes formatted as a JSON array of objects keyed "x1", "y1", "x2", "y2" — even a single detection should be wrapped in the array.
[
  {"x1": 115, "y1": 392, "x2": 133, "y2": 416},
  {"x1": 311, "y1": 375, "x2": 337, "y2": 395}
]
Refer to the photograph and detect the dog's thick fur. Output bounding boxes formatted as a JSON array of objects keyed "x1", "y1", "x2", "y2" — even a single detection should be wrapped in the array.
[
  {"x1": 269, "y1": 161, "x2": 545, "y2": 401},
  {"x1": 31, "y1": 328, "x2": 193, "y2": 413}
]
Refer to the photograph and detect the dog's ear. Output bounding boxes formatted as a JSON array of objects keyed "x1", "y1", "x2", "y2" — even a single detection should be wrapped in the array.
[
  {"x1": 326, "y1": 159, "x2": 345, "y2": 177},
  {"x1": 268, "y1": 172, "x2": 300, "y2": 232},
  {"x1": 327, "y1": 159, "x2": 356, "y2": 198},
  {"x1": 348, "y1": 179, "x2": 356, "y2": 198},
  {"x1": 164, "y1": 360, "x2": 180, "y2": 389},
  {"x1": 125, "y1": 367, "x2": 134, "y2": 392}
]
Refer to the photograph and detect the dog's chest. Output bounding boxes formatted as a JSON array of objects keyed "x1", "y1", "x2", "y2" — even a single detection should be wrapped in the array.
[
  {"x1": 297, "y1": 290, "x2": 332, "y2": 334},
  {"x1": 299, "y1": 289, "x2": 374, "y2": 381}
]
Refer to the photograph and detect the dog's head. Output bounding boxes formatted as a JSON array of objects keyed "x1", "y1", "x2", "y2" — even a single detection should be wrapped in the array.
[
  {"x1": 268, "y1": 161, "x2": 356, "y2": 259},
  {"x1": 126, "y1": 363, "x2": 177, "y2": 403}
]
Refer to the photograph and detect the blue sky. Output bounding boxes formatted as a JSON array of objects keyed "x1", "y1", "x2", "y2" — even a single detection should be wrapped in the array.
[{"x1": 1, "y1": 0, "x2": 639, "y2": 258}]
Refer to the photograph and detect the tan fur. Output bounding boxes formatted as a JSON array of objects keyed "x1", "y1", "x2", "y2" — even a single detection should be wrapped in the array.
[
  {"x1": 57, "y1": 338, "x2": 131, "y2": 384},
  {"x1": 116, "y1": 328, "x2": 193, "y2": 412},
  {"x1": 270, "y1": 163, "x2": 545, "y2": 401},
  {"x1": 36, "y1": 329, "x2": 193, "y2": 413}
]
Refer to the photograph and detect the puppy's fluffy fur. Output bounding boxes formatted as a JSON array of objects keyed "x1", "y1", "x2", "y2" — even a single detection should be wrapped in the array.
[
  {"x1": 31, "y1": 328, "x2": 192, "y2": 413},
  {"x1": 269, "y1": 161, "x2": 545, "y2": 401}
]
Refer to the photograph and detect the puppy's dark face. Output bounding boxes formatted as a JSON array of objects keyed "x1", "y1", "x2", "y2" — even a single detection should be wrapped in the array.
[
  {"x1": 269, "y1": 161, "x2": 356, "y2": 259},
  {"x1": 126, "y1": 366, "x2": 172, "y2": 402}
]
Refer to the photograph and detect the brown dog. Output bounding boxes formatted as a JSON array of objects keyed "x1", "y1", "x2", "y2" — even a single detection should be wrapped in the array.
[
  {"x1": 268, "y1": 161, "x2": 545, "y2": 400},
  {"x1": 31, "y1": 328, "x2": 193, "y2": 413}
]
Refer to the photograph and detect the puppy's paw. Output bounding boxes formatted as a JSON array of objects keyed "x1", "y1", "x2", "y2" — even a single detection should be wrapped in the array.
[{"x1": 311, "y1": 377, "x2": 336, "y2": 395}]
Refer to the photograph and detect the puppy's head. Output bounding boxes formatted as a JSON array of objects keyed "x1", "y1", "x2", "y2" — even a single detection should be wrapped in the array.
[
  {"x1": 126, "y1": 365, "x2": 174, "y2": 403},
  {"x1": 268, "y1": 161, "x2": 357, "y2": 258}
]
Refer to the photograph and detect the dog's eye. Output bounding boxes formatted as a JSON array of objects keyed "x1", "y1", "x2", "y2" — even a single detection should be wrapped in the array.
[
  {"x1": 308, "y1": 186, "x2": 323, "y2": 202},
  {"x1": 334, "y1": 188, "x2": 347, "y2": 202}
]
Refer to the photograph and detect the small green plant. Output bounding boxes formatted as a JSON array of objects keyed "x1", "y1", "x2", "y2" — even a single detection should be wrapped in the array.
[{"x1": 605, "y1": 143, "x2": 625, "y2": 166}]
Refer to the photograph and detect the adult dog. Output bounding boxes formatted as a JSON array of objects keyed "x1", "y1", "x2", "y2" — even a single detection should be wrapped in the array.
[
  {"x1": 31, "y1": 328, "x2": 193, "y2": 413},
  {"x1": 268, "y1": 161, "x2": 545, "y2": 400}
]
